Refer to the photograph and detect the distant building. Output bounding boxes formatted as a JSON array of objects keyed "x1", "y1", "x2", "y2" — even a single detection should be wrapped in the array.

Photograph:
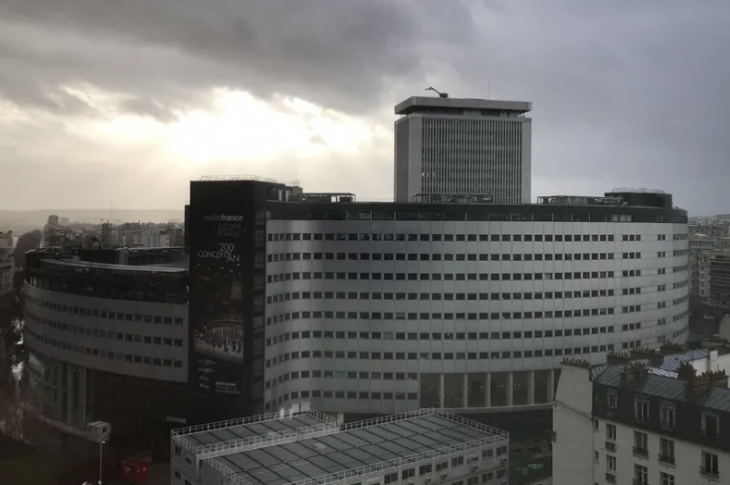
[
  {"x1": 42, "y1": 215, "x2": 70, "y2": 247},
  {"x1": 553, "y1": 348, "x2": 730, "y2": 485},
  {"x1": 171, "y1": 408, "x2": 510, "y2": 485},
  {"x1": 0, "y1": 231, "x2": 13, "y2": 306},
  {"x1": 394, "y1": 95, "x2": 532, "y2": 204},
  {"x1": 709, "y1": 249, "x2": 730, "y2": 310},
  {"x1": 112, "y1": 222, "x2": 180, "y2": 248},
  {"x1": 689, "y1": 234, "x2": 719, "y2": 306}
]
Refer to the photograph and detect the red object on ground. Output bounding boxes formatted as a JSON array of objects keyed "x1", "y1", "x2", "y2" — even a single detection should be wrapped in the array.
[{"x1": 119, "y1": 451, "x2": 152, "y2": 484}]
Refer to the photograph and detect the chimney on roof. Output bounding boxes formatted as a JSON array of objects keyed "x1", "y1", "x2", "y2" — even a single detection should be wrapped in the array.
[
  {"x1": 659, "y1": 342, "x2": 684, "y2": 356},
  {"x1": 681, "y1": 366, "x2": 728, "y2": 400},
  {"x1": 630, "y1": 348, "x2": 664, "y2": 367},
  {"x1": 709, "y1": 370, "x2": 729, "y2": 389},
  {"x1": 607, "y1": 351, "x2": 631, "y2": 366},
  {"x1": 620, "y1": 361, "x2": 647, "y2": 387}
]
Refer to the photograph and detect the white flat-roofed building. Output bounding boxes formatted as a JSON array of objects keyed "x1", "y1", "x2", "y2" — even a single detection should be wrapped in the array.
[
  {"x1": 171, "y1": 408, "x2": 510, "y2": 485},
  {"x1": 171, "y1": 408, "x2": 340, "y2": 485},
  {"x1": 263, "y1": 189, "x2": 690, "y2": 418}
]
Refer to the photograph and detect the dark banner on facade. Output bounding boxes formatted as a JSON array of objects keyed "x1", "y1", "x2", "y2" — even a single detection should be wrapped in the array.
[{"x1": 189, "y1": 211, "x2": 250, "y2": 395}]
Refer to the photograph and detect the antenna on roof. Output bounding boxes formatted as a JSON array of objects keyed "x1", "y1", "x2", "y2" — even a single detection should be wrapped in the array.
[{"x1": 425, "y1": 87, "x2": 449, "y2": 98}]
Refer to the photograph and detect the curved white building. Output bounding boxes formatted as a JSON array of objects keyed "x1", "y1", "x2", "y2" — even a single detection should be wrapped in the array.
[
  {"x1": 22, "y1": 247, "x2": 189, "y2": 455},
  {"x1": 262, "y1": 191, "x2": 689, "y2": 417}
]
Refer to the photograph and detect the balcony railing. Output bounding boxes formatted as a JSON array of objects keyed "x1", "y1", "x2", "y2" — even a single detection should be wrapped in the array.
[
  {"x1": 701, "y1": 466, "x2": 720, "y2": 478},
  {"x1": 605, "y1": 472, "x2": 616, "y2": 483},
  {"x1": 658, "y1": 454, "x2": 675, "y2": 465},
  {"x1": 633, "y1": 446, "x2": 649, "y2": 458},
  {"x1": 633, "y1": 480, "x2": 648, "y2": 485},
  {"x1": 606, "y1": 441, "x2": 616, "y2": 452}
]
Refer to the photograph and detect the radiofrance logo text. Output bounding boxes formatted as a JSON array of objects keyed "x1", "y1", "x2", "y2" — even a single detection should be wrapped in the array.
[{"x1": 203, "y1": 214, "x2": 244, "y2": 222}]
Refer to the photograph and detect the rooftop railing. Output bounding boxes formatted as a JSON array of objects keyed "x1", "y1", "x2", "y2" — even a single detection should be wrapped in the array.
[{"x1": 171, "y1": 408, "x2": 337, "y2": 453}]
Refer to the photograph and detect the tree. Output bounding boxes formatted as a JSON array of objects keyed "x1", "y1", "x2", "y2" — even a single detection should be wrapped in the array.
[{"x1": 13, "y1": 230, "x2": 42, "y2": 270}]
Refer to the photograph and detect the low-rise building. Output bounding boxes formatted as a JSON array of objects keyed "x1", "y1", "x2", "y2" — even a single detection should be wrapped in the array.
[
  {"x1": 172, "y1": 408, "x2": 510, "y2": 485},
  {"x1": 690, "y1": 234, "x2": 718, "y2": 305},
  {"x1": 553, "y1": 348, "x2": 730, "y2": 485},
  {"x1": 0, "y1": 231, "x2": 13, "y2": 306}
]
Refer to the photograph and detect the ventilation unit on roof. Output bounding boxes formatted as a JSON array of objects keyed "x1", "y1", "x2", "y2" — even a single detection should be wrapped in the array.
[{"x1": 312, "y1": 443, "x2": 327, "y2": 450}]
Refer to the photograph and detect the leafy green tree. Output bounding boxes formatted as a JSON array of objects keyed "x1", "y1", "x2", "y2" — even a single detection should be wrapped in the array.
[{"x1": 13, "y1": 229, "x2": 42, "y2": 270}]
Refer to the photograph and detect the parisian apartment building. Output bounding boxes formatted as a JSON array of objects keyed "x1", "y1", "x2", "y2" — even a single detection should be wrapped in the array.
[{"x1": 553, "y1": 347, "x2": 730, "y2": 485}]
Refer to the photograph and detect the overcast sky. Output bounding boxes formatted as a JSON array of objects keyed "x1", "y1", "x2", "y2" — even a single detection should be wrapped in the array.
[{"x1": 0, "y1": 0, "x2": 728, "y2": 215}]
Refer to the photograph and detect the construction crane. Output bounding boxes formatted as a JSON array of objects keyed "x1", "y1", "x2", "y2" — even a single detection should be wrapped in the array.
[{"x1": 425, "y1": 87, "x2": 449, "y2": 98}]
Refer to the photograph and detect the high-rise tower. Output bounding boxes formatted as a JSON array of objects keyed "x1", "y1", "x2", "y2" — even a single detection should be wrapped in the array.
[{"x1": 394, "y1": 95, "x2": 532, "y2": 203}]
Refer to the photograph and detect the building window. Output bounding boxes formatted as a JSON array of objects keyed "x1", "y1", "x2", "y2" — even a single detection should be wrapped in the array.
[
  {"x1": 384, "y1": 472, "x2": 398, "y2": 484},
  {"x1": 608, "y1": 391, "x2": 617, "y2": 408},
  {"x1": 607, "y1": 455, "x2": 616, "y2": 472},
  {"x1": 702, "y1": 451, "x2": 719, "y2": 477},
  {"x1": 660, "y1": 472, "x2": 674, "y2": 485},
  {"x1": 635, "y1": 398, "x2": 649, "y2": 424},
  {"x1": 659, "y1": 438, "x2": 675, "y2": 465},
  {"x1": 634, "y1": 464, "x2": 648, "y2": 485},
  {"x1": 660, "y1": 404, "x2": 676, "y2": 430},
  {"x1": 606, "y1": 423, "x2": 617, "y2": 441},
  {"x1": 633, "y1": 431, "x2": 648, "y2": 457},
  {"x1": 702, "y1": 413, "x2": 719, "y2": 438}
]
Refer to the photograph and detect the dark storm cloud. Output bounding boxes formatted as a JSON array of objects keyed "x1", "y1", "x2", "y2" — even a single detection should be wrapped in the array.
[
  {"x1": 1, "y1": 0, "x2": 730, "y2": 214},
  {"x1": 0, "y1": 0, "x2": 479, "y2": 115},
  {"x1": 440, "y1": 1, "x2": 730, "y2": 214}
]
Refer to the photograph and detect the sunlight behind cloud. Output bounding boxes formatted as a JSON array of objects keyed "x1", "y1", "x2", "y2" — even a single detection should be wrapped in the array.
[
  {"x1": 165, "y1": 90, "x2": 375, "y2": 164},
  {"x1": 64, "y1": 88, "x2": 377, "y2": 166}
]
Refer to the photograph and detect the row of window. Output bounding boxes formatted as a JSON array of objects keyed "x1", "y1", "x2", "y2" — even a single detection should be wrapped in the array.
[
  {"x1": 25, "y1": 328, "x2": 184, "y2": 369},
  {"x1": 603, "y1": 421, "x2": 717, "y2": 480},
  {"x1": 264, "y1": 344, "x2": 623, "y2": 370},
  {"x1": 264, "y1": 307, "x2": 688, "y2": 328},
  {"x1": 269, "y1": 232, "x2": 645, "y2": 242},
  {"x1": 25, "y1": 312, "x2": 185, "y2": 348},
  {"x1": 267, "y1": 296, "x2": 682, "y2": 315},
  {"x1": 381, "y1": 449, "x2": 508, "y2": 484},
  {"x1": 266, "y1": 270, "x2": 676, "y2": 286},
  {"x1": 269, "y1": 207, "x2": 689, "y2": 224},
  {"x1": 269, "y1": 251, "x2": 659, "y2": 263},
  {"x1": 27, "y1": 278, "x2": 187, "y2": 304},
  {"x1": 25, "y1": 295, "x2": 185, "y2": 326},
  {"x1": 266, "y1": 326, "x2": 621, "y2": 347}
]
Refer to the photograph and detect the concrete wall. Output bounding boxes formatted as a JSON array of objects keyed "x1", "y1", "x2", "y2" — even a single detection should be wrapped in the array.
[{"x1": 552, "y1": 363, "x2": 594, "y2": 484}]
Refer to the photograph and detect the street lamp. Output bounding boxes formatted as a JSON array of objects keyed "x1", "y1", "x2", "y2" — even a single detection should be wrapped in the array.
[
  {"x1": 86, "y1": 421, "x2": 111, "y2": 485},
  {"x1": 98, "y1": 439, "x2": 105, "y2": 485}
]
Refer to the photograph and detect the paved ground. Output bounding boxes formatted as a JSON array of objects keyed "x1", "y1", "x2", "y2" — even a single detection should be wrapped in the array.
[{"x1": 109, "y1": 462, "x2": 169, "y2": 485}]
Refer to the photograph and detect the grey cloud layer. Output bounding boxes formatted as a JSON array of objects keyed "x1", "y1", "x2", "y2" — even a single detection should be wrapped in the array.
[
  {"x1": 0, "y1": 0, "x2": 477, "y2": 115},
  {"x1": 1, "y1": 0, "x2": 730, "y2": 213}
]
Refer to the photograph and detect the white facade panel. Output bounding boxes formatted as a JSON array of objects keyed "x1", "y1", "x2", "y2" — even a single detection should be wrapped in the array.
[
  {"x1": 395, "y1": 108, "x2": 532, "y2": 204},
  {"x1": 23, "y1": 283, "x2": 189, "y2": 382},
  {"x1": 263, "y1": 217, "x2": 689, "y2": 416}
]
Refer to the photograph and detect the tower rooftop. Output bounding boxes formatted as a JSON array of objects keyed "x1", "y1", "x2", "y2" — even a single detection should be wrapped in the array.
[{"x1": 395, "y1": 96, "x2": 532, "y2": 115}]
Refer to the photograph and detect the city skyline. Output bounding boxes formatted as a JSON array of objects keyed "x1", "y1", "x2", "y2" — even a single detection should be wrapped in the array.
[{"x1": 1, "y1": 1, "x2": 730, "y2": 214}]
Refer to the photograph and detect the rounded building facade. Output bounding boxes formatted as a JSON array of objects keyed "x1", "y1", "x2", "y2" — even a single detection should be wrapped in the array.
[
  {"x1": 262, "y1": 195, "x2": 689, "y2": 417},
  {"x1": 22, "y1": 248, "x2": 189, "y2": 455}
]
